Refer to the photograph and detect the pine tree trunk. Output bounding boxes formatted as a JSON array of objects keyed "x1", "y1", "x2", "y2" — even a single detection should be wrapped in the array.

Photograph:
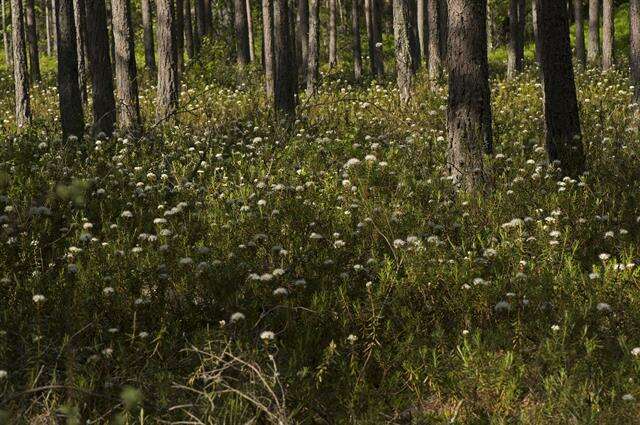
[
  {"x1": 106, "y1": 1, "x2": 115, "y2": 65},
  {"x1": 45, "y1": 0, "x2": 52, "y2": 55},
  {"x1": 437, "y1": 0, "x2": 446, "y2": 67},
  {"x1": 371, "y1": 0, "x2": 383, "y2": 77},
  {"x1": 204, "y1": 0, "x2": 212, "y2": 35},
  {"x1": 427, "y1": 0, "x2": 441, "y2": 84},
  {"x1": 112, "y1": 0, "x2": 141, "y2": 134},
  {"x1": 296, "y1": 0, "x2": 308, "y2": 75},
  {"x1": 537, "y1": 0, "x2": 585, "y2": 177},
  {"x1": 176, "y1": 0, "x2": 184, "y2": 71},
  {"x1": 364, "y1": 0, "x2": 373, "y2": 73},
  {"x1": 141, "y1": 0, "x2": 156, "y2": 71},
  {"x1": 25, "y1": 0, "x2": 40, "y2": 81},
  {"x1": 273, "y1": 0, "x2": 296, "y2": 115},
  {"x1": 11, "y1": 0, "x2": 30, "y2": 127},
  {"x1": 532, "y1": 0, "x2": 540, "y2": 64},
  {"x1": 262, "y1": 0, "x2": 275, "y2": 97},
  {"x1": 446, "y1": 0, "x2": 492, "y2": 191},
  {"x1": 407, "y1": 0, "x2": 420, "y2": 71},
  {"x1": 155, "y1": 0, "x2": 178, "y2": 123},
  {"x1": 246, "y1": 0, "x2": 255, "y2": 60},
  {"x1": 73, "y1": 0, "x2": 87, "y2": 104},
  {"x1": 517, "y1": 0, "x2": 524, "y2": 65},
  {"x1": 393, "y1": 0, "x2": 412, "y2": 103},
  {"x1": 195, "y1": 0, "x2": 206, "y2": 39},
  {"x1": 416, "y1": 0, "x2": 425, "y2": 64},
  {"x1": 51, "y1": 0, "x2": 58, "y2": 54},
  {"x1": 631, "y1": 0, "x2": 640, "y2": 103},
  {"x1": 507, "y1": 0, "x2": 523, "y2": 78},
  {"x1": 3, "y1": 0, "x2": 13, "y2": 68},
  {"x1": 85, "y1": 0, "x2": 116, "y2": 135},
  {"x1": 329, "y1": 0, "x2": 337, "y2": 66},
  {"x1": 56, "y1": 0, "x2": 85, "y2": 139},
  {"x1": 574, "y1": 0, "x2": 586, "y2": 67},
  {"x1": 351, "y1": 0, "x2": 362, "y2": 80},
  {"x1": 602, "y1": 0, "x2": 614, "y2": 70},
  {"x1": 184, "y1": 0, "x2": 194, "y2": 57},
  {"x1": 588, "y1": 0, "x2": 600, "y2": 65},
  {"x1": 234, "y1": 0, "x2": 250, "y2": 65},
  {"x1": 306, "y1": 0, "x2": 318, "y2": 94}
]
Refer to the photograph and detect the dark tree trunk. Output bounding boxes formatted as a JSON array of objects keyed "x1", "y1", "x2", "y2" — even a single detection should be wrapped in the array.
[
  {"x1": 517, "y1": 0, "x2": 524, "y2": 63},
  {"x1": 587, "y1": 0, "x2": 599, "y2": 65},
  {"x1": 11, "y1": 0, "x2": 30, "y2": 127},
  {"x1": 246, "y1": 0, "x2": 255, "y2": 60},
  {"x1": 112, "y1": 0, "x2": 141, "y2": 134},
  {"x1": 296, "y1": 0, "x2": 308, "y2": 75},
  {"x1": 195, "y1": 0, "x2": 206, "y2": 39},
  {"x1": 507, "y1": 0, "x2": 523, "y2": 77},
  {"x1": 351, "y1": 0, "x2": 362, "y2": 80},
  {"x1": 141, "y1": 0, "x2": 156, "y2": 71},
  {"x1": 417, "y1": 0, "x2": 426, "y2": 65},
  {"x1": 56, "y1": 0, "x2": 85, "y2": 139},
  {"x1": 262, "y1": 0, "x2": 275, "y2": 97},
  {"x1": 204, "y1": 0, "x2": 212, "y2": 35},
  {"x1": 3, "y1": 0, "x2": 13, "y2": 68},
  {"x1": 176, "y1": 0, "x2": 184, "y2": 71},
  {"x1": 273, "y1": 0, "x2": 296, "y2": 115},
  {"x1": 532, "y1": 0, "x2": 540, "y2": 64},
  {"x1": 45, "y1": 0, "x2": 52, "y2": 55},
  {"x1": 407, "y1": 0, "x2": 420, "y2": 71},
  {"x1": 155, "y1": 0, "x2": 178, "y2": 123},
  {"x1": 184, "y1": 0, "x2": 194, "y2": 57},
  {"x1": 574, "y1": 0, "x2": 586, "y2": 67},
  {"x1": 329, "y1": 0, "x2": 336, "y2": 66},
  {"x1": 234, "y1": 0, "x2": 250, "y2": 65},
  {"x1": 106, "y1": 1, "x2": 115, "y2": 65},
  {"x1": 437, "y1": 0, "x2": 446, "y2": 67},
  {"x1": 537, "y1": 0, "x2": 585, "y2": 177},
  {"x1": 446, "y1": 0, "x2": 492, "y2": 191},
  {"x1": 631, "y1": 0, "x2": 640, "y2": 102},
  {"x1": 393, "y1": 0, "x2": 412, "y2": 102},
  {"x1": 73, "y1": 0, "x2": 88, "y2": 104},
  {"x1": 24, "y1": 0, "x2": 40, "y2": 81},
  {"x1": 306, "y1": 0, "x2": 318, "y2": 94},
  {"x1": 371, "y1": 0, "x2": 383, "y2": 77},
  {"x1": 427, "y1": 0, "x2": 440, "y2": 84},
  {"x1": 85, "y1": 0, "x2": 116, "y2": 135},
  {"x1": 602, "y1": 0, "x2": 614, "y2": 70}
]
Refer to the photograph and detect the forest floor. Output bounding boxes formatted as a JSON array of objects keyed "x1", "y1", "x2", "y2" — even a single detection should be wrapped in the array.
[{"x1": 2, "y1": 21, "x2": 640, "y2": 424}]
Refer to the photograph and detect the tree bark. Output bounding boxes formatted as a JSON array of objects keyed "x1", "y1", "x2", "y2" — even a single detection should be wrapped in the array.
[
  {"x1": 446, "y1": 0, "x2": 492, "y2": 191},
  {"x1": 155, "y1": 0, "x2": 178, "y2": 123},
  {"x1": 602, "y1": 0, "x2": 614, "y2": 70},
  {"x1": 631, "y1": 0, "x2": 640, "y2": 103},
  {"x1": 427, "y1": 0, "x2": 440, "y2": 84},
  {"x1": 111, "y1": 0, "x2": 141, "y2": 134},
  {"x1": 195, "y1": 0, "x2": 206, "y2": 40},
  {"x1": 246, "y1": 0, "x2": 255, "y2": 61},
  {"x1": 176, "y1": 0, "x2": 184, "y2": 71},
  {"x1": 24, "y1": 0, "x2": 40, "y2": 81},
  {"x1": 262, "y1": 0, "x2": 275, "y2": 97},
  {"x1": 296, "y1": 0, "x2": 308, "y2": 75},
  {"x1": 45, "y1": 0, "x2": 52, "y2": 55},
  {"x1": 371, "y1": 0, "x2": 383, "y2": 77},
  {"x1": 234, "y1": 0, "x2": 250, "y2": 65},
  {"x1": 3, "y1": 0, "x2": 13, "y2": 68},
  {"x1": 532, "y1": 0, "x2": 540, "y2": 64},
  {"x1": 507, "y1": 0, "x2": 523, "y2": 77},
  {"x1": 85, "y1": 0, "x2": 116, "y2": 135},
  {"x1": 11, "y1": 0, "x2": 30, "y2": 127},
  {"x1": 273, "y1": 0, "x2": 296, "y2": 115},
  {"x1": 574, "y1": 0, "x2": 586, "y2": 67},
  {"x1": 416, "y1": 0, "x2": 425, "y2": 64},
  {"x1": 73, "y1": 0, "x2": 87, "y2": 104},
  {"x1": 56, "y1": 0, "x2": 85, "y2": 139},
  {"x1": 393, "y1": 0, "x2": 412, "y2": 103},
  {"x1": 141, "y1": 0, "x2": 156, "y2": 71},
  {"x1": 329, "y1": 0, "x2": 337, "y2": 66},
  {"x1": 537, "y1": 0, "x2": 585, "y2": 177},
  {"x1": 306, "y1": 0, "x2": 318, "y2": 94},
  {"x1": 351, "y1": 0, "x2": 362, "y2": 80},
  {"x1": 184, "y1": 0, "x2": 194, "y2": 57},
  {"x1": 51, "y1": 0, "x2": 58, "y2": 54},
  {"x1": 587, "y1": 0, "x2": 600, "y2": 65}
]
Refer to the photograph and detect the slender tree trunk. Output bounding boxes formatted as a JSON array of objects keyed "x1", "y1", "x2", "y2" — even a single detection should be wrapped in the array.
[
  {"x1": 537, "y1": 0, "x2": 585, "y2": 177},
  {"x1": 234, "y1": 0, "x2": 250, "y2": 65},
  {"x1": 427, "y1": 0, "x2": 441, "y2": 84},
  {"x1": 631, "y1": 0, "x2": 640, "y2": 103},
  {"x1": 204, "y1": 0, "x2": 213, "y2": 36},
  {"x1": 112, "y1": 0, "x2": 141, "y2": 134},
  {"x1": 24, "y1": 0, "x2": 41, "y2": 81},
  {"x1": 588, "y1": 0, "x2": 600, "y2": 65},
  {"x1": 574, "y1": 0, "x2": 586, "y2": 67},
  {"x1": 262, "y1": 0, "x2": 275, "y2": 97},
  {"x1": 56, "y1": 0, "x2": 85, "y2": 138},
  {"x1": 437, "y1": 0, "x2": 446, "y2": 67},
  {"x1": 517, "y1": 0, "x2": 524, "y2": 64},
  {"x1": 3, "y1": 0, "x2": 13, "y2": 68},
  {"x1": 195, "y1": 0, "x2": 206, "y2": 39},
  {"x1": 246, "y1": 0, "x2": 255, "y2": 60},
  {"x1": 364, "y1": 0, "x2": 373, "y2": 73},
  {"x1": 45, "y1": 0, "x2": 52, "y2": 55},
  {"x1": 329, "y1": 0, "x2": 337, "y2": 67},
  {"x1": 52, "y1": 0, "x2": 58, "y2": 54},
  {"x1": 85, "y1": 0, "x2": 116, "y2": 135},
  {"x1": 370, "y1": 0, "x2": 383, "y2": 77},
  {"x1": 155, "y1": 0, "x2": 178, "y2": 123},
  {"x1": 351, "y1": 0, "x2": 362, "y2": 79},
  {"x1": 407, "y1": 0, "x2": 420, "y2": 71},
  {"x1": 273, "y1": 0, "x2": 296, "y2": 115},
  {"x1": 417, "y1": 0, "x2": 425, "y2": 64},
  {"x1": 306, "y1": 0, "x2": 318, "y2": 94},
  {"x1": 532, "y1": 0, "x2": 541, "y2": 64},
  {"x1": 176, "y1": 0, "x2": 184, "y2": 71},
  {"x1": 184, "y1": 0, "x2": 194, "y2": 57},
  {"x1": 446, "y1": 0, "x2": 492, "y2": 191},
  {"x1": 73, "y1": 0, "x2": 87, "y2": 104},
  {"x1": 106, "y1": 1, "x2": 115, "y2": 65},
  {"x1": 11, "y1": 0, "x2": 30, "y2": 127},
  {"x1": 141, "y1": 0, "x2": 156, "y2": 71},
  {"x1": 296, "y1": 0, "x2": 308, "y2": 75},
  {"x1": 507, "y1": 0, "x2": 523, "y2": 77},
  {"x1": 393, "y1": 0, "x2": 412, "y2": 102},
  {"x1": 602, "y1": 0, "x2": 614, "y2": 70}
]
